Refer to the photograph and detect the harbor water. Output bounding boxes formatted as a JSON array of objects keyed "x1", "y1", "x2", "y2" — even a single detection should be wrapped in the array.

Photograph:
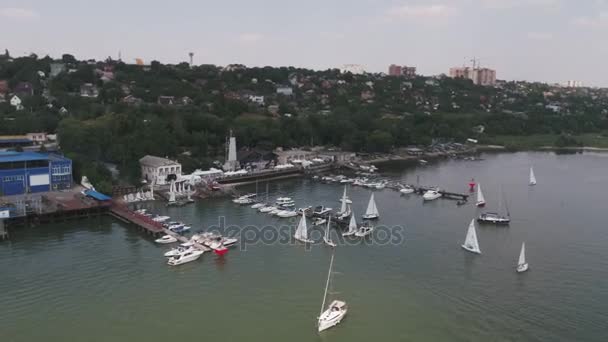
[{"x1": 1, "y1": 152, "x2": 608, "y2": 341}]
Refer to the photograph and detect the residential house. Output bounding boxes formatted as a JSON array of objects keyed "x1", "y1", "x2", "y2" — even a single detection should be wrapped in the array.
[
  {"x1": 248, "y1": 95, "x2": 265, "y2": 106},
  {"x1": 157, "y1": 96, "x2": 175, "y2": 105},
  {"x1": 10, "y1": 95, "x2": 23, "y2": 110},
  {"x1": 122, "y1": 95, "x2": 143, "y2": 106},
  {"x1": 80, "y1": 83, "x2": 99, "y2": 98},
  {"x1": 14, "y1": 82, "x2": 34, "y2": 97},
  {"x1": 276, "y1": 85, "x2": 293, "y2": 96},
  {"x1": 50, "y1": 63, "x2": 66, "y2": 78}
]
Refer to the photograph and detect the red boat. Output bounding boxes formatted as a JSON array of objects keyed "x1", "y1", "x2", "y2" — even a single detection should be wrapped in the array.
[{"x1": 214, "y1": 247, "x2": 228, "y2": 256}]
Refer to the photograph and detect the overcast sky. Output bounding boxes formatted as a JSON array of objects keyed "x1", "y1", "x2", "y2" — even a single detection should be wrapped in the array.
[{"x1": 1, "y1": 0, "x2": 607, "y2": 86}]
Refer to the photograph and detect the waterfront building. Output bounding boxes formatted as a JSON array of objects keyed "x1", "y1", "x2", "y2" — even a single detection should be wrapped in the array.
[
  {"x1": 0, "y1": 152, "x2": 72, "y2": 196},
  {"x1": 139, "y1": 155, "x2": 182, "y2": 186}
]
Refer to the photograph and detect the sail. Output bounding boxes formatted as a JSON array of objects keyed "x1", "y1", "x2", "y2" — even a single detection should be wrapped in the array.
[
  {"x1": 529, "y1": 167, "x2": 537, "y2": 185},
  {"x1": 320, "y1": 253, "x2": 335, "y2": 317},
  {"x1": 464, "y1": 219, "x2": 481, "y2": 253},
  {"x1": 340, "y1": 186, "x2": 347, "y2": 213},
  {"x1": 365, "y1": 193, "x2": 379, "y2": 216},
  {"x1": 347, "y1": 212, "x2": 357, "y2": 234},
  {"x1": 518, "y1": 242, "x2": 526, "y2": 266},
  {"x1": 477, "y1": 184, "x2": 485, "y2": 205},
  {"x1": 325, "y1": 216, "x2": 332, "y2": 240},
  {"x1": 295, "y1": 213, "x2": 308, "y2": 241}
]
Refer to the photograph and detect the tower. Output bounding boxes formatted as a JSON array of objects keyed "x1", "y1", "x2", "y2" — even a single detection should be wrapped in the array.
[
  {"x1": 189, "y1": 52, "x2": 194, "y2": 67},
  {"x1": 223, "y1": 130, "x2": 238, "y2": 171}
]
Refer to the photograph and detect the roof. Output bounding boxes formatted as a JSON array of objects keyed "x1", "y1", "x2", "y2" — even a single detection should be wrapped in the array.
[
  {"x1": 84, "y1": 189, "x2": 112, "y2": 201},
  {"x1": 0, "y1": 135, "x2": 31, "y2": 143},
  {"x1": 0, "y1": 151, "x2": 70, "y2": 163},
  {"x1": 139, "y1": 155, "x2": 180, "y2": 167}
]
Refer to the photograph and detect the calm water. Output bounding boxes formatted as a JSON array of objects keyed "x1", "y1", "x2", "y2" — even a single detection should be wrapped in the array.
[{"x1": 2, "y1": 152, "x2": 608, "y2": 341}]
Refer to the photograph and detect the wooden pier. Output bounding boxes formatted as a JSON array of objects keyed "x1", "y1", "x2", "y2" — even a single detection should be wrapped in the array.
[
  {"x1": 109, "y1": 203, "x2": 164, "y2": 237},
  {"x1": 413, "y1": 186, "x2": 469, "y2": 200}
]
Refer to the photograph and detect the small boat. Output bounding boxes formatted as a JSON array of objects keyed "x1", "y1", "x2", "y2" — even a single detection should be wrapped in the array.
[
  {"x1": 374, "y1": 182, "x2": 386, "y2": 190},
  {"x1": 339, "y1": 178, "x2": 354, "y2": 184},
  {"x1": 400, "y1": 185, "x2": 414, "y2": 194},
  {"x1": 313, "y1": 217, "x2": 327, "y2": 226},
  {"x1": 529, "y1": 167, "x2": 537, "y2": 186},
  {"x1": 362, "y1": 193, "x2": 380, "y2": 220},
  {"x1": 222, "y1": 237, "x2": 238, "y2": 247},
  {"x1": 423, "y1": 189, "x2": 441, "y2": 201},
  {"x1": 419, "y1": 159, "x2": 428, "y2": 165},
  {"x1": 317, "y1": 253, "x2": 347, "y2": 332},
  {"x1": 477, "y1": 212, "x2": 510, "y2": 225},
  {"x1": 155, "y1": 235, "x2": 178, "y2": 244},
  {"x1": 164, "y1": 246, "x2": 193, "y2": 257},
  {"x1": 461, "y1": 219, "x2": 481, "y2": 254},
  {"x1": 297, "y1": 206, "x2": 313, "y2": 214},
  {"x1": 251, "y1": 202, "x2": 265, "y2": 209},
  {"x1": 342, "y1": 212, "x2": 357, "y2": 237},
  {"x1": 277, "y1": 210, "x2": 298, "y2": 218},
  {"x1": 214, "y1": 246, "x2": 229, "y2": 255},
  {"x1": 233, "y1": 193, "x2": 257, "y2": 204},
  {"x1": 313, "y1": 206, "x2": 333, "y2": 217},
  {"x1": 134, "y1": 208, "x2": 147, "y2": 215},
  {"x1": 476, "y1": 184, "x2": 486, "y2": 207},
  {"x1": 456, "y1": 199, "x2": 468, "y2": 206},
  {"x1": 259, "y1": 205, "x2": 276, "y2": 213},
  {"x1": 516, "y1": 242, "x2": 529, "y2": 273},
  {"x1": 269, "y1": 208, "x2": 282, "y2": 215},
  {"x1": 323, "y1": 217, "x2": 336, "y2": 247},
  {"x1": 167, "y1": 249, "x2": 204, "y2": 266},
  {"x1": 294, "y1": 213, "x2": 314, "y2": 244},
  {"x1": 275, "y1": 197, "x2": 295, "y2": 207},
  {"x1": 152, "y1": 215, "x2": 171, "y2": 222},
  {"x1": 355, "y1": 222, "x2": 374, "y2": 237}
]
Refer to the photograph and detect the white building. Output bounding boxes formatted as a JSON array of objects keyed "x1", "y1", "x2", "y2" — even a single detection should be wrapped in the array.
[
  {"x1": 276, "y1": 86, "x2": 293, "y2": 96},
  {"x1": 139, "y1": 155, "x2": 182, "y2": 185},
  {"x1": 248, "y1": 95, "x2": 265, "y2": 106},
  {"x1": 10, "y1": 95, "x2": 23, "y2": 111},
  {"x1": 565, "y1": 80, "x2": 584, "y2": 88}
]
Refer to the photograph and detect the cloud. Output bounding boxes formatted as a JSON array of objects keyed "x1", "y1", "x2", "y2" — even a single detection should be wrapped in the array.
[
  {"x1": 385, "y1": 4, "x2": 458, "y2": 20},
  {"x1": 0, "y1": 7, "x2": 39, "y2": 19},
  {"x1": 573, "y1": 12, "x2": 608, "y2": 28},
  {"x1": 237, "y1": 33, "x2": 264, "y2": 44},
  {"x1": 527, "y1": 32, "x2": 553, "y2": 40},
  {"x1": 480, "y1": 0, "x2": 559, "y2": 9}
]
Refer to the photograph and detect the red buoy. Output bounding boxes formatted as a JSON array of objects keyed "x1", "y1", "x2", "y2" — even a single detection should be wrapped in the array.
[{"x1": 468, "y1": 178, "x2": 476, "y2": 192}]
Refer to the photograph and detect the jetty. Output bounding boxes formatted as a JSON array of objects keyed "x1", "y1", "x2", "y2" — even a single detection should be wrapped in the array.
[
  {"x1": 412, "y1": 186, "x2": 469, "y2": 200},
  {"x1": 109, "y1": 203, "x2": 164, "y2": 236}
]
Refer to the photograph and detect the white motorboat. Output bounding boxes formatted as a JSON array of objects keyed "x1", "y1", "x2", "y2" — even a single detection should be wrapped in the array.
[
  {"x1": 313, "y1": 217, "x2": 327, "y2": 226},
  {"x1": 259, "y1": 205, "x2": 276, "y2": 213},
  {"x1": 155, "y1": 235, "x2": 178, "y2": 244},
  {"x1": 529, "y1": 167, "x2": 537, "y2": 186},
  {"x1": 423, "y1": 189, "x2": 441, "y2": 201},
  {"x1": 355, "y1": 223, "x2": 374, "y2": 237},
  {"x1": 362, "y1": 193, "x2": 380, "y2": 220},
  {"x1": 294, "y1": 213, "x2": 314, "y2": 243},
  {"x1": 233, "y1": 193, "x2": 257, "y2": 204},
  {"x1": 313, "y1": 205, "x2": 332, "y2": 216},
  {"x1": 400, "y1": 185, "x2": 415, "y2": 194},
  {"x1": 152, "y1": 215, "x2": 171, "y2": 222},
  {"x1": 339, "y1": 178, "x2": 354, "y2": 184},
  {"x1": 318, "y1": 253, "x2": 347, "y2": 332},
  {"x1": 297, "y1": 206, "x2": 313, "y2": 214},
  {"x1": 134, "y1": 208, "x2": 147, "y2": 215},
  {"x1": 167, "y1": 249, "x2": 204, "y2": 266},
  {"x1": 374, "y1": 182, "x2": 386, "y2": 190},
  {"x1": 269, "y1": 208, "x2": 282, "y2": 215},
  {"x1": 277, "y1": 210, "x2": 298, "y2": 218},
  {"x1": 222, "y1": 237, "x2": 238, "y2": 247},
  {"x1": 323, "y1": 217, "x2": 336, "y2": 247},
  {"x1": 476, "y1": 184, "x2": 486, "y2": 207},
  {"x1": 164, "y1": 246, "x2": 194, "y2": 257},
  {"x1": 251, "y1": 202, "x2": 265, "y2": 209},
  {"x1": 275, "y1": 197, "x2": 295, "y2": 207},
  {"x1": 516, "y1": 242, "x2": 529, "y2": 273},
  {"x1": 343, "y1": 212, "x2": 357, "y2": 237},
  {"x1": 461, "y1": 219, "x2": 481, "y2": 254}
]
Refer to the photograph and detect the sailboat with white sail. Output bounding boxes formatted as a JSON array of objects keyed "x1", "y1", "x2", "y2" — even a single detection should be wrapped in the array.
[
  {"x1": 337, "y1": 186, "x2": 351, "y2": 218},
  {"x1": 323, "y1": 216, "x2": 336, "y2": 247},
  {"x1": 476, "y1": 184, "x2": 486, "y2": 207},
  {"x1": 362, "y1": 193, "x2": 380, "y2": 220},
  {"x1": 294, "y1": 213, "x2": 314, "y2": 244},
  {"x1": 342, "y1": 211, "x2": 357, "y2": 237},
  {"x1": 461, "y1": 219, "x2": 481, "y2": 254},
  {"x1": 529, "y1": 167, "x2": 537, "y2": 186},
  {"x1": 516, "y1": 242, "x2": 529, "y2": 273},
  {"x1": 317, "y1": 252, "x2": 347, "y2": 332},
  {"x1": 478, "y1": 187, "x2": 510, "y2": 225}
]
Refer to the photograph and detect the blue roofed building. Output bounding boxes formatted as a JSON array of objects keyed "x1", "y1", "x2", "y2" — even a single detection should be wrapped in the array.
[{"x1": 0, "y1": 152, "x2": 72, "y2": 196}]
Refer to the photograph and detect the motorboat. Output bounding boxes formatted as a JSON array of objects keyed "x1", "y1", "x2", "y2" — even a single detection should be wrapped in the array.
[
  {"x1": 233, "y1": 193, "x2": 257, "y2": 204},
  {"x1": 456, "y1": 199, "x2": 468, "y2": 206},
  {"x1": 155, "y1": 235, "x2": 178, "y2": 244},
  {"x1": 152, "y1": 215, "x2": 171, "y2": 222},
  {"x1": 423, "y1": 189, "x2": 442, "y2": 201},
  {"x1": 317, "y1": 253, "x2": 347, "y2": 332},
  {"x1": 355, "y1": 223, "x2": 374, "y2": 237},
  {"x1": 477, "y1": 212, "x2": 510, "y2": 225},
  {"x1": 259, "y1": 206, "x2": 276, "y2": 213},
  {"x1": 313, "y1": 206, "x2": 333, "y2": 217},
  {"x1": 277, "y1": 210, "x2": 298, "y2": 218},
  {"x1": 312, "y1": 217, "x2": 327, "y2": 226},
  {"x1": 339, "y1": 178, "x2": 354, "y2": 184},
  {"x1": 269, "y1": 208, "x2": 282, "y2": 215},
  {"x1": 134, "y1": 208, "x2": 147, "y2": 215},
  {"x1": 400, "y1": 185, "x2": 415, "y2": 194},
  {"x1": 250, "y1": 202, "x2": 266, "y2": 209},
  {"x1": 167, "y1": 249, "x2": 204, "y2": 266},
  {"x1": 275, "y1": 197, "x2": 295, "y2": 207},
  {"x1": 297, "y1": 206, "x2": 313, "y2": 214},
  {"x1": 164, "y1": 246, "x2": 194, "y2": 257},
  {"x1": 374, "y1": 182, "x2": 386, "y2": 190},
  {"x1": 222, "y1": 237, "x2": 238, "y2": 247}
]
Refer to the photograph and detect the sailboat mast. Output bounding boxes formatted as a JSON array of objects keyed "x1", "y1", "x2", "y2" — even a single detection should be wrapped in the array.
[
  {"x1": 320, "y1": 253, "x2": 335, "y2": 316},
  {"x1": 266, "y1": 182, "x2": 269, "y2": 202}
]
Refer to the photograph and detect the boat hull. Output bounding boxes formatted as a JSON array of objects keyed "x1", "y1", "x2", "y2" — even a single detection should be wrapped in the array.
[
  {"x1": 476, "y1": 202, "x2": 486, "y2": 207},
  {"x1": 461, "y1": 244, "x2": 481, "y2": 254},
  {"x1": 318, "y1": 302, "x2": 347, "y2": 332},
  {"x1": 355, "y1": 228, "x2": 373, "y2": 237},
  {"x1": 362, "y1": 214, "x2": 379, "y2": 220},
  {"x1": 517, "y1": 263, "x2": 529, "y2": 273},
  {"x1": 294, "y1": 236, "x2": 314, "y2": 244},
  {"x1": 323, "y1": 238, "x2": 337, "y2": 247}
]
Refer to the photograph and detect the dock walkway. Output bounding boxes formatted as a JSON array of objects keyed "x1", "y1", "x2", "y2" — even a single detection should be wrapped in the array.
[{"x1": 109, "y1": 203, "x2": 164, "y2": 236}]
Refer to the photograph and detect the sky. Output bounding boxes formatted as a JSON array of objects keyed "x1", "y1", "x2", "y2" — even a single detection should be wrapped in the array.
[{"x1": 1, "y1": 0, "x2": 607, "y2": 86}]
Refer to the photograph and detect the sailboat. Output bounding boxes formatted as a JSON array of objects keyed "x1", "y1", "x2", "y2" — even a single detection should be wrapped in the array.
[
  {"x1": 476, "y1": 184, "x2": 486, "y2": 207},
  {"x1": 529, "y1": 167, "x2": 537, "y2": 186},
  {"x1": 362, "y1": 193, "x2": 380, "y2": 220},
  {"x1": 516, "y1": 242, "x2": 529, "y2": 273},
  {"x1": 323, "y1": 216, "x2": 337, "y2": 247},
  {"x1": 294, "y1": 213, "x2": 314, "y2": 244},
  {"x1": 461, "y1": 219, "x2": 481, "y2": 254},
  {"x1": 342, "y1": 211, "x2": 357, "y2": 237},
  {"x1": 337, "y1": 186, "x2": 351, "y2": 217},
  {"x1": 251, "y1": 182, "x2": 267, "y2": 209},
  {"x1": 317, "y1": 252, "x2": 347, "y2": 332},
  {"x1": 478, "y1": 187, "x2": 510, "y2": 225}
]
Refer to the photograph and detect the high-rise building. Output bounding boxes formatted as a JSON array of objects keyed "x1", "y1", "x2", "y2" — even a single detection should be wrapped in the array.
[
  {"x1": 565, "y1": 80, "x2": 584, "y2": 88},
  {"x1": 449, "y1": 67, "x2": 496, "y2": 86},
  {"x1": 388, "y1": 64, "x2": 417, "y2": 78}
]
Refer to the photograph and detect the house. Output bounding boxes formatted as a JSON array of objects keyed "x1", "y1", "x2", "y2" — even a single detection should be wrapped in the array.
[
  {"x1": 50, "y1": 63, "x2": 66, "y2": 78},
  {"x1": 139, "y1": 155, "x2": 182, "y2": 185},
  {"x1": 157, "y1": 96, "x2": 175, "y2": 105},
  {"x1": 59, "y1": 107, "x2": 68, "y2": 114},
  {"x1": 10, "y1": 95, "x2": 23, "y2": 110},
  {"x1": 26, "y1": 133, "x2": 47, "y2": 145},
  {"x1": 14, "y1": 82, "x2": 34, "y2": 97},
  {"x1": 80, "y1": 83, "x2": 99, "y2": 98},
  {"x1": 276, "y1": 85, "x2": 293, "y2": 96},
  {"x1": 248, "y1": 95, "x2": 265, "y2": 106},
  {"x1": 237, "y1": 149, "x2": 278, "y2": 170},
  {"x1": 122, "y1": 95, "x2": 143, "y2": 106},
  {"x1": 179, "y1": 96, "x2": 193, "y2": 105}
]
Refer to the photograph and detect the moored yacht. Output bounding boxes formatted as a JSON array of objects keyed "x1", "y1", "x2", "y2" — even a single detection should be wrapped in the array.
[
  {"x1": 477, "y1": 212, "x2": 510, "y2": 225},
  {"x1": 313, "y1": 205, "x2": 333, "y2": 217},
  {"x1": 400, "y1": 185, "x2": 415, "y2": 194},
  {"x1": 167, "y1": 249, "x2": 204, "y2": 266},
  {"x1": 164, "y1": 246, "x2": 194, "y2": 257},
  {"x1": 423, "y1": 189, "x2": 441, "y2": 201},
  {"x1": 275, "y1": 197, "x2": 295, "y2": 207},
  {"x1": 155, "y1": 235, "x2": 178, "y2": 244}
]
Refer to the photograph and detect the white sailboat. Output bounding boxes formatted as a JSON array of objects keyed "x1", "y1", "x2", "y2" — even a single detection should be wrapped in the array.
[
  {"x1": 337, "y1": 186, "x2": 350, "y2": 216},
  {"x1": 317, "y1": 253, "x2": 347, "y2": 332},
  {"x1": 516, "y1": 242, "x2": 529, "y2": 273},
  {"x1": 343, "y1": 211, "x2": 357, "y2": 237},
  {"x1": 476, "y1": 184, "x2": 486, "y2": 207},
  {"x1": 461, "y1": 219, "x2": 481, "y2": 254},
  {"x1": 323, "y1": 216, "x2": 337, "y2": 247},
  {"x1": 362, "y1": 193, "x2": 380, "y2": 220},
  {"x1": 355, "y1": 222, "x2": 374, "y2": 237},
  {"x1": 294, "y1": 213, "x2": 314, "y2": 243},
  {"x1": 529, "y1": 167, "x2": 537, "y2": 186}
]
